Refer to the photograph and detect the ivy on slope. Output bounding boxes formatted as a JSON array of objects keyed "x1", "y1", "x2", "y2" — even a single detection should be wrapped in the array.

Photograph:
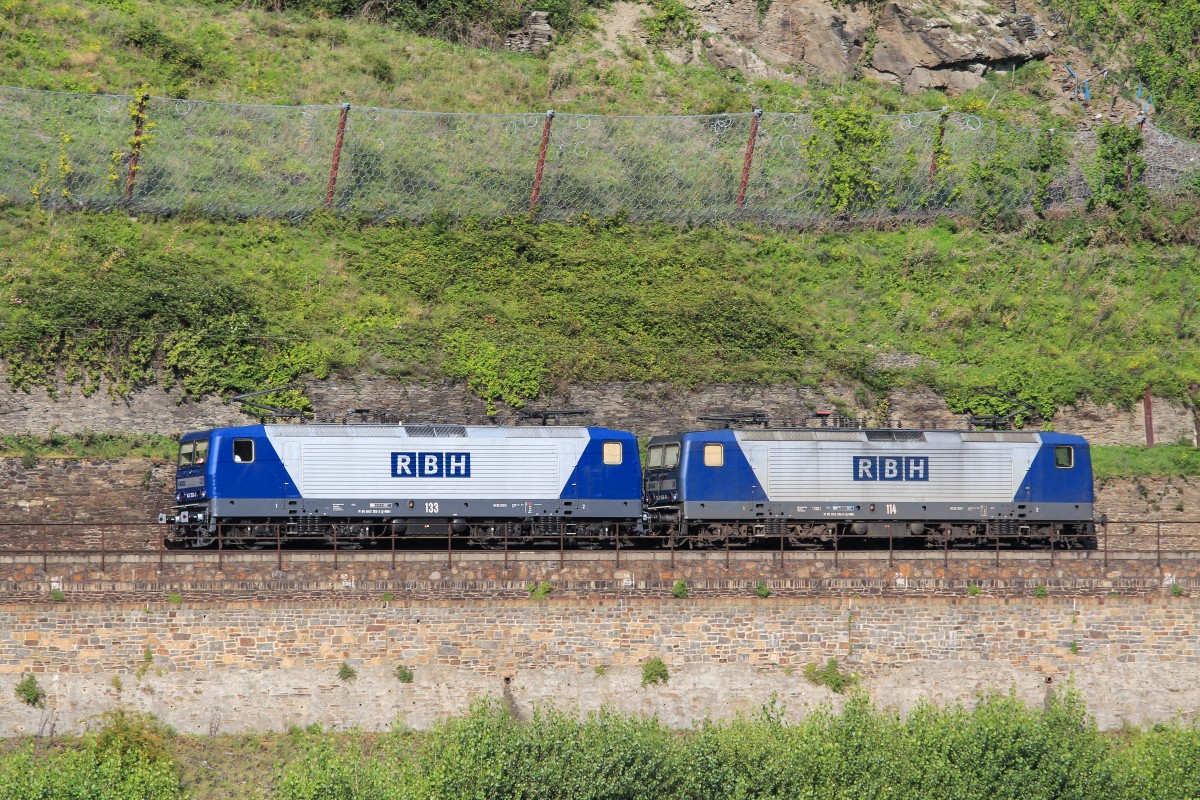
[{"x1": 0, "y1": 208, "x2": 1198, "y2": 418}]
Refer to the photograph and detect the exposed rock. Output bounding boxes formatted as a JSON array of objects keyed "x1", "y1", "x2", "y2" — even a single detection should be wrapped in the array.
[
  {"x1": 505, "y1": 11, "x2": 555, "y2": 54},
  {"x1": 646, "y1": 0, "x2": 1053, "y2": 94}
]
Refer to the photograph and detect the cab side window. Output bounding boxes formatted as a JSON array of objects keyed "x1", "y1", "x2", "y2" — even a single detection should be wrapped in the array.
[
  {"x1": 233, "y1": 439, "x2": 255, "y2": 464},
  {"x1": 1054, "y1": 445, "x2": 1073, "y2": 468},
  {"x1": 602, "y1": 441, "x2": 623, "y2": 465},
  {"x1": 704, "y1": 443, "x2": 724, "y2": 467}
]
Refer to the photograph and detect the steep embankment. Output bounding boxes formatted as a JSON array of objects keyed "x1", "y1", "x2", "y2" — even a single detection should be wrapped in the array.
[{"x1": 1, "y1": 209, "x2": 1198, "y2": 422}]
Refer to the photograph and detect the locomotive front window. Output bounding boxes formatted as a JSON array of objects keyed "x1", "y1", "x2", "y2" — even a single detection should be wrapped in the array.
[
  {"x1": 178, "y1": 442, "x2": 195, "y2": 467},
  {"x1": 194, "y1": 440, "x2": 208, "y2": 465},
  {"x1": 602, "y1": 441, "x2": 623, "y2": 465},
  {"x1": 647, "y1": 446, "x2": 663, "y2": 469},
  {"x1": 1054, "y1": 445, "x2": 1074, "y2": 468},
  {"x1": 704, "y1": 443, "x2": 724, "y2": 467},
  {"x1": 233, "y1": 439, "x2": 255, "y2": 464},
  {"x1": 664, "y1": 443, "x2": 681, "y2": 469}
]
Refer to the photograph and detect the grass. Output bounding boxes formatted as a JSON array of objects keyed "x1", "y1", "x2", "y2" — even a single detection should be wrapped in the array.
[
  {"x1": 0, "y1": 432, "x2": 177, "y2": 460},
  {"x1": 0, "y1": 0, "x2": 1083, "y2": 126},
  {"x1": 1, "y1": 205, "x2": 1199, "y2": 420},
  {"x1": 1091, "y1": 445, "x2": 1200, "y2": 479}
]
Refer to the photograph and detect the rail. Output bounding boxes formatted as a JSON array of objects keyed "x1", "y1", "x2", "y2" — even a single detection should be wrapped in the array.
[{"x1": 0, "y1": 519, "x2": 1197, "y2": 571}]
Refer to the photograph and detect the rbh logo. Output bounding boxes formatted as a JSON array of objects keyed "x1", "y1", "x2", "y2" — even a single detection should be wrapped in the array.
[
  {"x1": 392, "y1": 452, "x2": 471, "y2": 478},
  {"x1": 853, "y1": 456, "x2": 929, "y2": 481}
]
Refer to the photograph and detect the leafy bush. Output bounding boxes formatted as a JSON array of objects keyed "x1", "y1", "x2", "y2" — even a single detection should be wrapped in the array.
[
  {"x1": 671, "y1": 579, "x2": 689, "y2": 599},
  {"x1": 1034, "y1": 585, "x2": 1050, "y2": 598},
  {"x1": 804, "y1": 658, "x2": 858, "y2": 693},
  {"x1": 395, "y1": 664, "x2": 414, "y2": 683},
  {"x1": 641, "y1": 657, "x2": 669, "y2": 687},
  {"x1": 755, "y1": 580, "x2": 772, "y2": 598},
  {"x1": 528, "y1": 580, "x2": 554, "y2": 600},
  {"x1": 642, "y1": 0, "x2": 697, "y2": 44},
  {"x1": 337, "y1": 662, "x2": 358, "y2": 683},
  {"x1": 14, "y1": 674, "x2": 46, "y2": 708}
]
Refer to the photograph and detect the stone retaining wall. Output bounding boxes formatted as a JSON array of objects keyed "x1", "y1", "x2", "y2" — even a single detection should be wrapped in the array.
[
  {"x1": 1, "y1": 596, "x2": 1198, "y2": 735},
  {"x1": 2, "y1": 375, "x2": 1195, "y2": 444},
  {"x1": 0, "y1": 550, "x2": 1194, "y2": 602}
]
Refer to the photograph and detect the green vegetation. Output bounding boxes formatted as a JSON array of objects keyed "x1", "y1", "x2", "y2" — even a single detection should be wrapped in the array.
[
  {"x1": 337, "y1": 662, "x2": 358, "y2": 683},
  {"x1": 1034, "y1": 585, "x2": 1050, "y2": 598},
  {"x1": 755, "y1": 580, "x2": 772, "y2": 598},
  {"x1": 670, "y1": 580, "x2": 688, "y2": 599},
  {"x1": 14, "y1": 673, "x2": 46, "y2": 708},
  {"x1": 0, "y1": 432, "x2": 176, "y2": 461},
  {"x1": 168, "y1": 593, "x2": 183, "y2": 605},
  {"x1": 1091, "y1": 446, "x2": 1200, "y2": 479},
  {"x1": 49, "y1": 589, "x2": 66, "y2": 602},
  {"x1": 0, "y1": 710, "x2": 179, "y2": 798},
  {"x1": 395, "y1": 664, "x2": 415, "y2": 683},
  {"x1": 6, "y1": 695, "x2": 1200, "y2": 798},
  {"x1": 967, "y1": 582, "x2": 982, "y2": 596},
  {"x1": 641, "y1": 657, "x2": 669, "y2": 687},
  {"x1": 803, "y1": 658, "x2": 859, "y2": 694},
  {"x1": 2, "y1": 207, "x2": 1199, "y2": 419},
  {"x1": 0, "y1": 0, "x2": 1100, "y2": 124},
  {"x1": 528, "y1": 580, "x2": 554, "y2": 599},
  {"x1": 1046, "y1": 0, "x2": 1200, "y2": 138}
]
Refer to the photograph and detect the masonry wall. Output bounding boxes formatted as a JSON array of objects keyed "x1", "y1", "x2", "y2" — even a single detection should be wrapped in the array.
[
  {"x1": 1, "y1": 597, "x2": 1198, "y2": 736},
  {"x1": 2, "y1": 375, "x2": 1195, "y2": 444}
]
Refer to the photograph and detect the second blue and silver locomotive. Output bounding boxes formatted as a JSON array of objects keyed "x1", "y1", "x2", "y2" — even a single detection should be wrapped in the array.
[
  {"x1": 164, "y1": 420, "x2": 1095, "y2": 549},
  {"x1": 643, "y1": 428, "x2": 1093, "y2": 548}
]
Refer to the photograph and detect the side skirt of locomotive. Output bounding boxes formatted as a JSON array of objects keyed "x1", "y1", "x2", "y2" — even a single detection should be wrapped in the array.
[
  {"x1": 649, "y1": 500, "x2": 1097, "y2": 550},
  {"x1": 163, "y1": 511, "x2": 642, "y2": 550}
]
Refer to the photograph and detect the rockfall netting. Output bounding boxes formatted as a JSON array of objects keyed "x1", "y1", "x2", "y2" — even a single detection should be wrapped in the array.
[{"x1": 1, "y1": 85, "x2": 1196, "y2": 224}]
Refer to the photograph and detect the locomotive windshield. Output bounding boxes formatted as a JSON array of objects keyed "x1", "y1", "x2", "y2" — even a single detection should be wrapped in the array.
[{"x1": 178, "y1": 440, "x2": 209, "y2": 467}]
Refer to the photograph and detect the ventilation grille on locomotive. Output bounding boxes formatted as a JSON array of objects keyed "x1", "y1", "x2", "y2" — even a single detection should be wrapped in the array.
[
  {"x1": 864, "y1": 430, "x2": 927, "y2": 442},
  {"x1": 403, "y1": 424, "x2": 467, "y2": 438}
]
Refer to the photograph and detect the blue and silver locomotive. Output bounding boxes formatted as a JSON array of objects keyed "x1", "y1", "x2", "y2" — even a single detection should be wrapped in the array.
[
  {"x1": 643, "y1": 427, "x2": 1095, "y2": 548},
  {"x1": 163, "y1": 423, "x2": 642, "y2": 548}
]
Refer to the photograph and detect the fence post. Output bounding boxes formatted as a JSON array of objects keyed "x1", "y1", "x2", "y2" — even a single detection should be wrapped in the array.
[
  {"x1": 928, "y1": 106, "x2": 949, "y2": 186},
  {"x1": 325, "y1": 103, "x2": 351, "y2": 210},
  {"x1": 1144, "y1": 385, "x2": 1155, "y2": 446},
  {"x1": 529, "y1": 110, "x2": 555, "y2": 216},
  {"x1": 124, "y1": 93, "x2": 151, "y2": 204},
  {"x1": 736, "y1": 108, "x2": 763, "y2": 211}
]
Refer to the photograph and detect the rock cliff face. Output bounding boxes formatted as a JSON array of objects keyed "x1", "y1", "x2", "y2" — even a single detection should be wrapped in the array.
[{"x1": 684, "y1": 0, "x2": 1053, "y2": 93}]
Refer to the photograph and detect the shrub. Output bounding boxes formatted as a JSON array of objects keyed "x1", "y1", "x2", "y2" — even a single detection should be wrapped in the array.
[
  {"x1": 1171, "y1": 583, "x2": 1185, "y2": 597},
  {"x1": 1034, "y1": 585, "x2": 1050, "y2": 598},
  {"x1": 594, "y1": 664, "x2": 608, "y2": 677},
  {"x1": 641, "y1": 657, "x2": 669, "y2": 687},
  {"x1": 528, "y1": 580, "x2": 553, "y2": 600},
  {"x1": 15, "y1": 674, "x2": 46, "y2": 708},
  {"x1": 337, "y1": 662, "x2": 358, "y2": 683},
  {"x1": 167, "y1": 593, "x2": 182, "y2": 604},
  {"x1": 804, "y1": 658, "x2": 858, "y2": 694},
  {"x1": 755, "y1": 581, "x2": 772, "y2": 599},
  {"x1": 967, "y1": 582, "x2": 982, "y2": 596},
  {"x1": 49, "y1": 589, "x2": 66, "y2": 602},
  {"x1": 671, "y1": 580, "x2": 689, "y2": 599},
  {"x1": 382, "y1": 591, "x2": 394, "y2": 602},
  {"x1": 395, "y1": 664, "x2": 414, "y2": 683}
]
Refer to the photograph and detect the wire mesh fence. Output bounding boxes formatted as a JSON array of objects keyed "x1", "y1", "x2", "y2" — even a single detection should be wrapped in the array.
[{"x1": 1, "y1": 85, "x2": 1197, "y2": 225}]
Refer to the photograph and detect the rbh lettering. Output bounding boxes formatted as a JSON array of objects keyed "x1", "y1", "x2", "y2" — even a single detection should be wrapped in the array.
[
  {"x1": 852, "y1": 456, "x2": 929, "y2": 481},
  {"x1": 392, "y1": 452, "x2": 472, "y2": 478}
]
